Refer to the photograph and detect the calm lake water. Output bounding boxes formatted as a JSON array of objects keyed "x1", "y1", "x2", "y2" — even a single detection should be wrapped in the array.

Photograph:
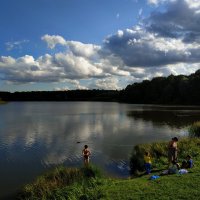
[{"x1": 1, "y1": 102, "x2": 200, "y2": 199}]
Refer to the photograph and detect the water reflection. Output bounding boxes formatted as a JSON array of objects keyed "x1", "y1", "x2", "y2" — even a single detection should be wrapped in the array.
[
  {"x1": 0, "y1": 102, "x2": 200, "y2": 198},
  {"x1": 127, "y1": 106, "x2": 200, "y2": 128}
]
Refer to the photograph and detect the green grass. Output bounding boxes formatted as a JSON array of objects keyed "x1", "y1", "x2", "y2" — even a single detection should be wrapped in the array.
[
  {"x1": 18, "y1": 138, "x2": 200, "y2": 200},
  {"x1": 104, "y1": 171, "x2": 200, "y2": 200},
  {"x1": 17, "y1": 165, "x2": 106, "y2": 200}
]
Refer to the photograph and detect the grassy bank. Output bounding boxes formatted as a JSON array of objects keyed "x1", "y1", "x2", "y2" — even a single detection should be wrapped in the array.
[
  {"x1": 130, "y1": 137, "x2": 200, "y2": 175},
  {"x1": 18, "y1": 165, "x2": 106, "y2": 200},
  {"x1": 18, "y1": 138, "x2": 200, "y2": 200},
  {"x1": 103, "y1": 170, "x2": 200, "y2": 200}
]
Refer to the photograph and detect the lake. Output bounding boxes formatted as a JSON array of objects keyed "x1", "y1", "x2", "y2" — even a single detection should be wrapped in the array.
[{"x1": 1, "y1": 102, "x2": 200, "y2": 199}]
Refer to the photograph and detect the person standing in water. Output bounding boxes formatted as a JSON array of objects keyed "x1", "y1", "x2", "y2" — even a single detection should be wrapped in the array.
[{"x1": 82, "y1": 145, "x2": 91, "y2": 166}]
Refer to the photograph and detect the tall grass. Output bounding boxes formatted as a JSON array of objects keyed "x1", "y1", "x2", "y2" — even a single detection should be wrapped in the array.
[
  {"x1": 189, "y1": 121, "x2": 200, "y2": 137},
  {"x1": 17, "y1": 165, "x2": 106, "y2": 200}
]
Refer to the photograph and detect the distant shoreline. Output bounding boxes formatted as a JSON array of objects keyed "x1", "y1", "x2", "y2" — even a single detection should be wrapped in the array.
[{"x1": 1, "y1": 69, "x2": 200, "y2": 105}]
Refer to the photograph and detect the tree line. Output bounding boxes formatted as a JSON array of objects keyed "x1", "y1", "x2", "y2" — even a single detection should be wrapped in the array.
[
  {"x1": 0, "y1": 90, "x2": 119, "y2": 102},
  {"x1": 0, "y1": 69, "x2": 200, "y2": 105},
  {"x1": 119, "y1": 69, "x2": 200, "y2": 105}
]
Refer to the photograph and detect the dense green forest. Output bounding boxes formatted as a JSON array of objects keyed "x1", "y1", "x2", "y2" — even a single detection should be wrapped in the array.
[
  {"x1": 0, "y1": 69, "x2": 200, "y2": 105},
  {"x1": 119, "y1": 69, "x2": 200, "y2": 105}
]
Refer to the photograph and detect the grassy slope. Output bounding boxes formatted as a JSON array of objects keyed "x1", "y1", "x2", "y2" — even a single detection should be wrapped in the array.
[
  {"x1": 105, "y1": 169, "x2": 200, "y2": 200},
  {"x1": 18, "y1": 137, "x2": 200, "y2": 200},
  {"x1": 105, "y1": 138, "x2": 200, "y2": 199}
]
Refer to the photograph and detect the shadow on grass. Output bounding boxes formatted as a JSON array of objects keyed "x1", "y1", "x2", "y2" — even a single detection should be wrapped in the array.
[{"x1": 134, "y1": 168, "x2": 166, "y2": 178}]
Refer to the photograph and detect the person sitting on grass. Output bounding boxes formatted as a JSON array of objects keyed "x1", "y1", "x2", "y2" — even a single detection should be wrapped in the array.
[
  {"x1": 171, "y1": 160, "x2": 180, "y2": 170},
  {"x1": 144, "y1": 151, "x2": 152, "y2": 174},
  {"x1": 181, "y1": 155, "x2": 193, "y2": 169},
  {"x1": 160, "y1": 160, "x2": 179, "y2": 175}
]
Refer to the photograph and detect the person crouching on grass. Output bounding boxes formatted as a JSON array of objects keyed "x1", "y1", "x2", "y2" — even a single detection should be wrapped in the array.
[
  {"x1": 144, "y1": 151, "x2": 152, "y2": 174},
  {"x1": 82, "y1": 145, "x2": 91, "y2": 166}
]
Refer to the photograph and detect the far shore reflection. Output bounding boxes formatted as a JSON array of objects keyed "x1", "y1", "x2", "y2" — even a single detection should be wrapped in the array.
[{"x1": 127, "y1": 106, "x2": 200, "y2": 128}]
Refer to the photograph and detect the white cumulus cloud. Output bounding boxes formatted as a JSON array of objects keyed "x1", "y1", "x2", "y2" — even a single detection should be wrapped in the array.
[
  {"x1": 1, "y1": 0, "x2": 200, "y2": 91},
  {"x1": 94, "y1": 77, "x2": 122, "y2": 90},
  {"x1": 41, "y1": 34, "x2": 67, "y2": 49}
]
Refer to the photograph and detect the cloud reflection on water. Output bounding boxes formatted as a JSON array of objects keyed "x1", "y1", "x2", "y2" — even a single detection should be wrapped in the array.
[{"x1": 1, "y1": 102, "x2": 195, "y2": 167}]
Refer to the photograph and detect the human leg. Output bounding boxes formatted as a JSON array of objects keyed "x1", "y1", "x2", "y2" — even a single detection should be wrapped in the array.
[{"x1": 144, "y1": 163, "x2": 151, "y2": 174}]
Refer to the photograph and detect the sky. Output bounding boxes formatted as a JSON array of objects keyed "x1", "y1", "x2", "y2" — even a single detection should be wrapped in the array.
[{"x1": 0, "y1": 0, "x2": 200, "y2": 92}]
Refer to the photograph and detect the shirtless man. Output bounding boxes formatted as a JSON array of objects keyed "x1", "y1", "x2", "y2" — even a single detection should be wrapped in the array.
[{"x1": 168, "y1": 137, "x2": 178, "y2": 168}]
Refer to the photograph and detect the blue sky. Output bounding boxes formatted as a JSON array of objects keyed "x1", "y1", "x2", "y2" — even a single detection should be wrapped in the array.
[{"x1": 0, "y1": 0, "x2": 200, "y2": 92}]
